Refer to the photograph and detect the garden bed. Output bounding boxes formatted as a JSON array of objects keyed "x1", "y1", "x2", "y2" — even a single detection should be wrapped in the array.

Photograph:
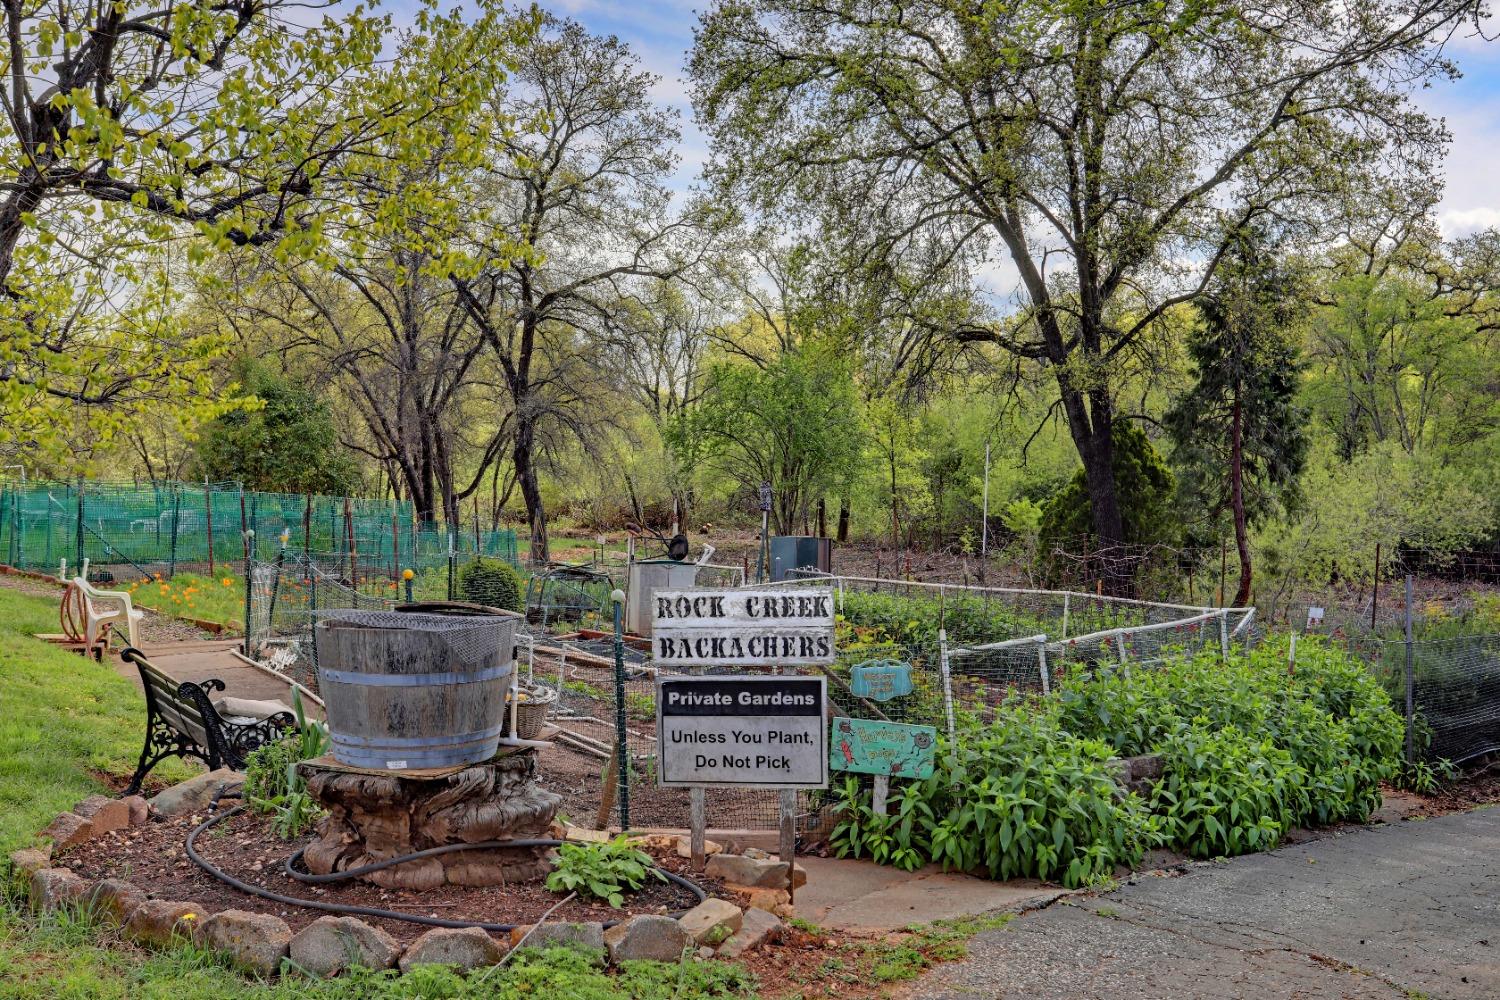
[{"x1": 58, "y1": 808, "x2": 724, "y2": 945}]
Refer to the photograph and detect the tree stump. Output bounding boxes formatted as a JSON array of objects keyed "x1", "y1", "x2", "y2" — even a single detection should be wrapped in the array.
[{"x1": 299, "y1": 751, "x2": 562, "y2": 890}]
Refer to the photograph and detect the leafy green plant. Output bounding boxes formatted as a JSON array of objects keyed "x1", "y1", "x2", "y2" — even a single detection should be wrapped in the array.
[
  {"x1": 545, "y1": 836, "x2": 664, "y2": 907},
  {"x1": 1149, "y1": 722, "x2": 1307, "y2": 858},
  {"x1": 243, "y1": 691, "x2": 330, "y2": 839},
  {"x1": 456, "y1": 558, "x2": 524, "y2": 612}
]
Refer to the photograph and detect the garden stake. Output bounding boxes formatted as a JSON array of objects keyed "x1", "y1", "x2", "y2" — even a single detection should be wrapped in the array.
[
  {"x1": 611, "y1": 588, "x2": 630, "y2": 830},
  {"x1": 1404, "y1": 574, "x2": 1415, "y2": 767},
  {"x1": 204, "y1": 480, "x2": 215, "y2": 577}
]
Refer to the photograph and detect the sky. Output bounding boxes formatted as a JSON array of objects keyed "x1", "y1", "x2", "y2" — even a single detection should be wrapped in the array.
[{"x1": 543, "y1": 1, "x2": 1500, "y2": 238}]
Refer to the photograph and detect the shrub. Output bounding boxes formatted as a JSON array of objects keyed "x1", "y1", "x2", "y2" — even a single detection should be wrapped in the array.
[
  {"x1": 546, "y1": 836, "x2": 664, "y2": 907},
  {"x1": 831, "y1": 710, "x2": 1161, "y2": 887},
  {"x1": 243, "y1": 691, "x2": 329, "y2": 838},
  {"x1": 1150, "y1": 722, "x2": 1308, "y2": 858},
  {"x1": 456, "y1": 558, "x2": 523, "y2": 612},
  {"x1": 837, "y1": 589, "x2": 1048, "y2": 648}
]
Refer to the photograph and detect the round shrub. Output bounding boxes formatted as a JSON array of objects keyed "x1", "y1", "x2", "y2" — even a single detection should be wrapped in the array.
[{"x1": 456, "y1": 558, "x2": 523, "y2": 612}]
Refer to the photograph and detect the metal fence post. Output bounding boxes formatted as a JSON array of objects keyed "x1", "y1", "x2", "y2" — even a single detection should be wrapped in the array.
[
  {"x1": 75, "y1": 477, "x2": 85, "y2": 571},
  {"x1": 242, "y1": 533, "x2": 255, "y2": 657},
  {"x1": 1036, "y1": 638, "x2": 1050, "y2": 696},
  {"x1": 1218, "y1": 609, "x2": 1230, "y2": 661},
  {"x1": 611, "y1": 589, "x2": 630, "y2": 831},
  {"x1": 1404, "y1": 574, "x2": 1415, "y2": 767},
  {"x1": 309, "y1": 560, "x2": 319, "y2": 672},
  {"x1": 167, "y1": 486, "x2": 181, "y2": 578},
  {"x1": 937, "y1": 627, "x2": 957, "y2": 751},
  {"x1": 447, "y1": 529, "x2": 457, "y2": 601}
]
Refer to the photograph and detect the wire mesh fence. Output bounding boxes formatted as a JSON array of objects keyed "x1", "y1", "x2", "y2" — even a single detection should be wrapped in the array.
[{"x1": 0, "y1": 479, "x2": 518, "y2": 582}]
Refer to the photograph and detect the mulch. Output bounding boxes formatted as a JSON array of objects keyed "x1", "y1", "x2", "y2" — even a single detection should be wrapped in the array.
[{"x1": 58, "y1": 807, "x2": 733, "y2": 946}]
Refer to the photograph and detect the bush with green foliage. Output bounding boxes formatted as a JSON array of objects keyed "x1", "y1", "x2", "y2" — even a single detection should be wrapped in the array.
[
  {"x1": 243, "y1": 692, "x2": 330, "y2": 838},
  {"x1": 836, "y1": 589, "x2": 1049, "y2": 648},
  {"x1": 832, "y1": 709, "x2": 1162, "y2": 887},
  {"x1": 833, "y1": 639, "x2": 1405, "y2": 881},
  {"x1": 1037, "y1": 423, "x2": 1176, "y2": 557},
  {"x1": 456, "y1": 558, "x2": 524, "y2": 612},
  {"x1": 546, "y1": 836, "x2": 664, "y2": 907}
]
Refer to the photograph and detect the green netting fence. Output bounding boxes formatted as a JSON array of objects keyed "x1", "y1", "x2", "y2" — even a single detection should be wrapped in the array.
[{"x1": 0, "y1": 479, "x2": 517, "y2": 580}]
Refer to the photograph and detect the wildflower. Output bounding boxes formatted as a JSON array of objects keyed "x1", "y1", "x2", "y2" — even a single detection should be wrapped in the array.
[{"x1": 222, "y1": 578, "x2": 233, "y2": 587}]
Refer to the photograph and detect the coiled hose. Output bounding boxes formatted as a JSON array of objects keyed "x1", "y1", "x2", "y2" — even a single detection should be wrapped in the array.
[{"x1": 185, "y1": 797, "x2": 706, "y2": 933}]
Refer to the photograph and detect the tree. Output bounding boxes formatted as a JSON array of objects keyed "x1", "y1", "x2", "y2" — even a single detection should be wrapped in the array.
[
  {"x1": 451, "y1": 14, "x2": 709, "y2": 562},
  {"x1": 0, "y1": 0, "x2": 494, "y2": 463},
  {"x1": 1038, "y1": 423, "x2": 1175, "y2": 570},
  {"x1": 192, "y1": 359, "x2": 359, "y2": 494},
  {"x1": 1167, "y1": 236, "x2": 1309, "y2": 606},
  {"x1": 674, "y1": 346, "x2": 865, "y2": 535},
  {"x1": 691, "y1": 0, "x2": 1475, "y2": 590}
]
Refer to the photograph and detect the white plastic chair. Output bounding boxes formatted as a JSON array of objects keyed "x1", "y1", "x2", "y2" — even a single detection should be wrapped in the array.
[{"x1": 67, "y1": 575, "x2": 144, "y2": 649}]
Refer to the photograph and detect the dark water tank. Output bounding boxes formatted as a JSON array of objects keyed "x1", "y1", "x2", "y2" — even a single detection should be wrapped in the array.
[{"x1": 769, "y1": 536, "x2": 833, "y2": 581}]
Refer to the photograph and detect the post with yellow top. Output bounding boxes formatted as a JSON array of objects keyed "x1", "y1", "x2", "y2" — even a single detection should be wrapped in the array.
[{"x1": 403, "y1": 568, "x2": 415, "y2": 603}]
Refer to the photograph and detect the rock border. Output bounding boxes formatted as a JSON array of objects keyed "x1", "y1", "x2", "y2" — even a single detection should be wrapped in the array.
[{"x1": 10, "y1": 788, "x2": 788, "y2": 980}]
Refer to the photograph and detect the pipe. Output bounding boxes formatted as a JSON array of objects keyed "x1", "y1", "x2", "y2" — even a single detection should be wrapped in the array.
[{"x1": 185, "y1": 804, "x2": 706, "y2": 933}]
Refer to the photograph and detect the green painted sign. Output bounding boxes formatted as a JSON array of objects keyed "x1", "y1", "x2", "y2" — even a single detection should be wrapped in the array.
[
  {"x1": 829, "y1": 717, "x2": 936, "y2": 779},
  {"x1": 849, "y1": 659, "x2": 914, "y2": 701}
]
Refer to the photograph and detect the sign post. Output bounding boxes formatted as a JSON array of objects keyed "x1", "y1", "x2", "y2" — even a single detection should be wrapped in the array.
[{"x1": 653, "y1": 586, "x2": 835, "y2": 894}]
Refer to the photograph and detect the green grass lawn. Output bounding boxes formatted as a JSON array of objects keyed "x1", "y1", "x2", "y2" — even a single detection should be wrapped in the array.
[
  {"x1": 0, "y1": 586, "x2": 760, "y2": 998},
  {"x1": 124, "y1": 572, "x2": 247, "y2": 630}
]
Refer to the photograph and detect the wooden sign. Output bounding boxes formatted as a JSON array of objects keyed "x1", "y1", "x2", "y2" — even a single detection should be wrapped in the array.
[
  {"x1": 830, "y1": 717, "x2": 936, "y2": 779},
  {"x1": 651, "y1": 587, "x2": 835, "y2": 666},
  {"x1": 849, "y1": 659, "x2": 914, "y2": 701},
  {"x1": 656, "y1": 675, "x2": 828, "y2": 788}
]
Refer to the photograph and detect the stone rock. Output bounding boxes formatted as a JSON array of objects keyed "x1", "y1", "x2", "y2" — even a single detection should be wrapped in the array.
[
  {"x1": 41, "y1": 813, "x2": 92, "y2": 852},
  {"x1": 1107, "y1": 754, "x2": 1165, "y2": 797},
  {"x1": 74, "y1": 795, "x2": 133, "y2": 836},
  {"x1": 399, "y1": 927, "x2": 507, "y2": 973},
  {"x1": 8, "y1": 848, "x2": 50, "y2": 881},
  {"x1": 29, "y1": 868, "x2": 87, "y2": 912},
  {"x1": 198, "y1": 909, "x2": 292, "y2": 977},
  {"x1": 289, "y1": 916, "x2": 401, "y2": 978},
  {"x1": 739, "y1": 887, "x2": 793, "y2": 916},
  {"x1": 706, "y1": 854, "x2": 790, "y2": 889},
  {"x1": 512, "y1": 921, "x2": 606, "y2": 963},
  {"x1": 150, "y1": 768, "x2": 244, "y2": 818},
  {"x1": 792, "y1": 863, "x2": 807, "y2": 889},
  {"x1": 123, "y1": 795, "x2": 150, "y2": 826},
  {"x1": 742, "y1": 847, "x2": 771, "y2": 860},
  {"x1": 697, "y1": 946, "x2": 715, "y2": 960},
  {"x1": 718, "y1": 908, "x2": 784, "y2": 959},
  {"x1": 675, "y1": 837, "x2": 723, "y2": 859},
  {"x1": 124, "y1": 900, "x2": 202, "y2": 947},
  {"x1": 86, "y1": 879, "x2": 147, "y2": 923},
  {"x1": 677, "y1": 898, "x2": 742, "y2": 945},
  {"x1": 603, "y1": 914, "x2": 693, "y2": 964}
]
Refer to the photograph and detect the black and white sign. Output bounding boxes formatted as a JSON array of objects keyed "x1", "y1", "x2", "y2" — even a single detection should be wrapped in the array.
[
  {"x1": 656, "y1": 675, "x2": 828, "y2": 788},
  {"x1": 652, "y1": 587, "x2": 836, "y2": 666}
]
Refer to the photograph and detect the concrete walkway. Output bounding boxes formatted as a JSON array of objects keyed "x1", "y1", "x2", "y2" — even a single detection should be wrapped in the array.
[
  {"x1": 795, "y1": 857, "x2": 1067, "y2": 932},
  {"x1": 907, "y1": 807, "x2": 1500, "y2": 999}
]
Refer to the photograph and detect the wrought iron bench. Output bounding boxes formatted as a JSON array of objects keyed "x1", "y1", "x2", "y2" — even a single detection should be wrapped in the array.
[{"x1": 120, "y1": 647, "x2": 295, "y2": 794}]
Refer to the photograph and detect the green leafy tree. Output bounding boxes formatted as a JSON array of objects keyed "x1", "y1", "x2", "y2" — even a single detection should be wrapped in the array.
[
  {"x1": 672, "y1": 346, "x2": 865, "y2": 535},
  {"x1": 1038, "y1": 424, "x2": 1175, "y2": 566},
  {"x1": 0, "y1": 0, "x2": 473, "y2": 464},
  {"x1": 192, "y1": 360, "x2": 359, "y2": 494},
  {"x1": 1167, "y1": 237, "x2": 1309, "y2": 606},
  {"x1": 691, "y1": 0, "x2": 1473, "y2": 590}
]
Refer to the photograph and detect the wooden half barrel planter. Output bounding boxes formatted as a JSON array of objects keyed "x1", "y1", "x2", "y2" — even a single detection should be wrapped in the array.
[{"x1": 300, "y1": 610, "x2": 562, "y2": 891}]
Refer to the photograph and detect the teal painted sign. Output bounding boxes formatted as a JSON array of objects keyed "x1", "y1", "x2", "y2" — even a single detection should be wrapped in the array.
[
  {"x1": 849, "y1": 659, "x2": 914, "y2": 701},
  {"x1": 830, "y1": 717, "x2": 936, "y2": 779}
]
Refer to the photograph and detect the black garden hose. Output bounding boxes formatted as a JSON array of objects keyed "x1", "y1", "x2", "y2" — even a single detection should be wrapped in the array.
[{"x1": 184, "y1": 804, "x2": 707, "y2": 933}]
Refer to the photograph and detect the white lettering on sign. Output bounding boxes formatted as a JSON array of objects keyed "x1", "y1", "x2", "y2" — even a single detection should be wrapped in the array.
[
  {"x1": 656, "y1": 675, "x2": 828, "y2": 788},
  {"x1": 652, "y1": 587, "x2": 835, "y2": 666}
]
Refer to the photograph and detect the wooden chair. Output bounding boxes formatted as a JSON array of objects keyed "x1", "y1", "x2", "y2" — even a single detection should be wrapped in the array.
[{"x1": 119, "y1": 647, "x2": 294, "y2": 794}]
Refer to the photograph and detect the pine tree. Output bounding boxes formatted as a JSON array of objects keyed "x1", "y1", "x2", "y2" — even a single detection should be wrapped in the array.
[{"x1": 1168, "y1": 235, "x2": 1309, "y2": 606}]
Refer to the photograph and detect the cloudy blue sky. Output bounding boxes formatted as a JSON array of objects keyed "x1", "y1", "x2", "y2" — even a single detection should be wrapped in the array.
[{"x1": 538, "y1": 2, "x2": 1500, "y2": 239}]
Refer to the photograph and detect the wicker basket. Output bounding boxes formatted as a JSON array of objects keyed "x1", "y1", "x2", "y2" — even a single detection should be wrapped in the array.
[{"x1": 507, "y1": 684, "x2": 558, "y2": 741}]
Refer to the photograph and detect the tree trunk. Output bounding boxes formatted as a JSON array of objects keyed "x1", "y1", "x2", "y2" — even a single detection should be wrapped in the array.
[
  {"x1": 1230, "y1": 386, "x2": 1252, "y2": 607},
  {"x1": 513, "y1": 419, "x2": 548, "y2": 563},
  {"x1": 837, "y1": 497, "x2": 850, "y2": 542},
  {"x1": 1062, "y1": 385, "x2": 1129, "y2": 594}
]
